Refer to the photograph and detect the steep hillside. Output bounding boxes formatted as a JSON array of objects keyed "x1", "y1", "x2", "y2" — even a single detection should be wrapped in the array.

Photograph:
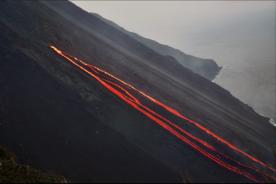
[
  {"x1": 92, "y1": 13, "x2": 221, "y2": 80},
  {"x1": 0, "y1": 0, "x2": 275, "y2": 182}
]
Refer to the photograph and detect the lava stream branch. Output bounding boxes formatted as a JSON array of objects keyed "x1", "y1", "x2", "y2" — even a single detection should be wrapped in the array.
[
  {"x1": 97, "y1": 72, "x2": 274, "y2": 181},
  {"x1": 49, "y1": 45, "x2": 275, "y2": 182},
  {"x1": 71, "y1": 53, "x2": 276, "y2": 174},
  {"x1": 102, "y1": 74, "x2": 275, "y2": 181}
]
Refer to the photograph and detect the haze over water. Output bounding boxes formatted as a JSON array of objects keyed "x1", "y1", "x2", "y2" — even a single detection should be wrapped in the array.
[{"x1": 72, "y1": 1, "x2": 276, "y2": 120}]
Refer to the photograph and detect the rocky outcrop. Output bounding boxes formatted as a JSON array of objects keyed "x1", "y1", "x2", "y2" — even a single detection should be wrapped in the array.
[{"x1": 0, "y1": 146, "x2": 67, "y2": 183}]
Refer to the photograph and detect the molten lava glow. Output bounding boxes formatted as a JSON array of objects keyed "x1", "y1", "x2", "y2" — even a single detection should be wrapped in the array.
[{"x1": 49, "y1": 45, "x2": 276, "y2": 182}]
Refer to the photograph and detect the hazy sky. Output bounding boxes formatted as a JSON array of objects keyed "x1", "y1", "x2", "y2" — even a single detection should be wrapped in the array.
[{"x1": 72, "y1": 1, "x2": 275, "y2": 119}]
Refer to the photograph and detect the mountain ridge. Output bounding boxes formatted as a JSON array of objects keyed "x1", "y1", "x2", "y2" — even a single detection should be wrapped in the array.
[{"x1": 91, "y1": 12, "x2": 221, "y2": 81}]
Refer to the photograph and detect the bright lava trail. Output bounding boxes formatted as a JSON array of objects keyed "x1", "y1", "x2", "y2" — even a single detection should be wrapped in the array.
[{"x1": 50, "y1": 45, "x2": 276, "y2": 182}]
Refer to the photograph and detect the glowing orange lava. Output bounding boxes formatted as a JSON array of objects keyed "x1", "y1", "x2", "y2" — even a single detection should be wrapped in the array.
[{"x1": 49, "y1": 45, "x2": 276, "y2": 182}]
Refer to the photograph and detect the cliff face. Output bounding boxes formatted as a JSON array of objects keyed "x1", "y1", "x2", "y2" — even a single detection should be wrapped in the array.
[
  {"x1": 0, "y1": 0, "x2": 275, "y2": 182},
  {"x1": 92, "y1": 13, "x2": 221, "y2": 81}
]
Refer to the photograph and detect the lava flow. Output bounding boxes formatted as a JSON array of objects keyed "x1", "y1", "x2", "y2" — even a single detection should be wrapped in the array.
[{"x1": 49, "y1": 45, "x2": 276, "y2": 182}]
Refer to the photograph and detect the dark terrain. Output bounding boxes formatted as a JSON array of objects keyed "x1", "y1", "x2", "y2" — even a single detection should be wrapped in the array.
[
  {"x1": 0, "y1": 0, "x2": 275, "y2": 182},
  {"x1": 0, "y1": 146, "x2": 66, "y2": 183}
]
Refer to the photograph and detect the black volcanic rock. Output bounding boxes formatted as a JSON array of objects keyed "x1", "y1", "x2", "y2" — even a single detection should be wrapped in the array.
[
  {"x1": 0, "y1": 146, "x2": 67, "y2": 183},
  {"x1": 0, "y1": 0, "x2": 275, "y2": 182},
  {"x1": 92, "y1": 13, "x2": 221, "y2": 81}
]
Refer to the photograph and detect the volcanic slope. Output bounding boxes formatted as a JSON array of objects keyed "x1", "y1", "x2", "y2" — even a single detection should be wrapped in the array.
[{"x1": 0, "y1": 0, "x2": 275, "y2": 182}]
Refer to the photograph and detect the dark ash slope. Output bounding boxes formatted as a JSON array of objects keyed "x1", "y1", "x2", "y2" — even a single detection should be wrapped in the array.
[{"x1": 0, "y1": 0, "x2": 275, "y2": 182}]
